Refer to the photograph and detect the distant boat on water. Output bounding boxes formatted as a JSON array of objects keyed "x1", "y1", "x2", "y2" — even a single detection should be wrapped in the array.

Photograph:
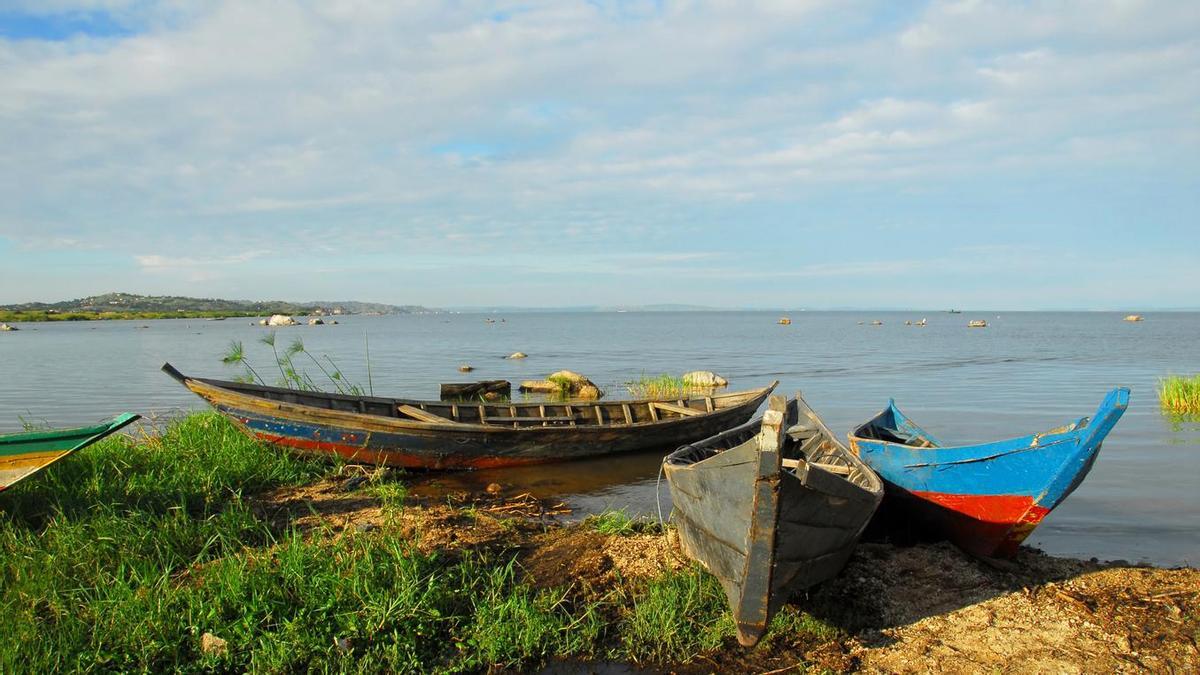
[{"x1": 948, "y1": 309, "x2": 962, "y2": 314}]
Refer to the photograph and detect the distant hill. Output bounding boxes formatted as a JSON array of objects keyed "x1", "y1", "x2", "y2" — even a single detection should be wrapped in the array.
[{"x1": 0, "y1": 292, "x2": 433, "y2": 320}]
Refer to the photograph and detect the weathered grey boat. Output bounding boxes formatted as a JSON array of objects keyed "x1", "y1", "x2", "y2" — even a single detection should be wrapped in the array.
[{"x1": 663, "y1": 393, "x2": 883, "y2": 647}]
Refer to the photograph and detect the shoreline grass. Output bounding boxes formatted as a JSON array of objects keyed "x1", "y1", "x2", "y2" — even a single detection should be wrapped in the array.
[
  {"x1": 0, "y1": 412, "x2": 823, "y2": 673},
  {"x1": 1159, "y1": 374, "x2": 1200, "y2": 415}
]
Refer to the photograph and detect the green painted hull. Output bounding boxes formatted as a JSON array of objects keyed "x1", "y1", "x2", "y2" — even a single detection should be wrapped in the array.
[{"x1": 0, "y1": 413, "x2": 140, "y2": 491}]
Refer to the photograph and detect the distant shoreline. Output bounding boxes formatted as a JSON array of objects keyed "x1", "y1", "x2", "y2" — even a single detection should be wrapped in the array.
[{"x1": 0, "y1": 310, "x2": 269, "y2": 322}]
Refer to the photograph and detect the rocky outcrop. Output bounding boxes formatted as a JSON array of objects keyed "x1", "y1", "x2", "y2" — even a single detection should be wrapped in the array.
[
  {"x1": 519, "y1": 370, "x2": 603, "y2": 398},
  {"x1": 308, "y1": 317, "x2": 324, "y2": 325},
  {"x1": 507, "y1": 352, "x2": 527, "y2": 359},
  {"x1": 267, "y1": 314, "x2": 298, "y2": 326},
  {"x1": 681, "y1": 371, "x2": 728, "y2": 388},
  {"x1": 0, "y1": 323, "x2": 17, "y2": 331}
]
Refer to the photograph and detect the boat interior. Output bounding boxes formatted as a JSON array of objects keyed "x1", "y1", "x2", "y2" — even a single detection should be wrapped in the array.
[
  {"x1": 195, "y1": 374, "x2": 770, "y2": 428},
  {"x1": 666, "y1": 397, "x2": 880, "y2": 491}
]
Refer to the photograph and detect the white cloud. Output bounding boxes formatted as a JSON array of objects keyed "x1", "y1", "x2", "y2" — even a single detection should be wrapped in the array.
[{"x1": 0, "y1": 1, "x2": 1196, "y2": 307}]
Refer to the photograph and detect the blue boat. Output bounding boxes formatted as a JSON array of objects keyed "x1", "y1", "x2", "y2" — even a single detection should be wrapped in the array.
[{"x1": 847, "y1": 388, "x2": 1130, "y2": 558}]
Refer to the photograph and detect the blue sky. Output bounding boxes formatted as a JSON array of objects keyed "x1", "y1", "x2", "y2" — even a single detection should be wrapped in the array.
[{"x1": 0, "y1": 1, "x2": 1196, "y2": 309}]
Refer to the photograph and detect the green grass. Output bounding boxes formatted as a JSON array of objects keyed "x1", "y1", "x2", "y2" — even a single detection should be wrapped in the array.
[
  {"x1": 1159, "y1": 374, "x2": 1200, "y2": 415},
  {"x1": 0, "y1": 413, "x2": 828, "y2": 672},
  {"x1": 625, "y1": 373, "x2": 688, "y2": 399},
  {"x1": 617, "y1": 568, "x2": 732, "y2": 662},
  {"x1": 585, "y1": 510, "x2": 659, "y2": 536}
]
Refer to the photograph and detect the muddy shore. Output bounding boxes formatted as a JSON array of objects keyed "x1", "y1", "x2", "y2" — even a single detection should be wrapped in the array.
[{"x1": 254, "y1": 475, "x2": 1200, "y2": 674}]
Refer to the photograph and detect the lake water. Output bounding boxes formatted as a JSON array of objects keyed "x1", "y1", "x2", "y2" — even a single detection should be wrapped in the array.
[{"x1": 1, "y1": 311, "x2": 1197, "y2": 566}]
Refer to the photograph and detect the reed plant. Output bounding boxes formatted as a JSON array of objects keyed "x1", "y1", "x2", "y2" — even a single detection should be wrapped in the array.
[
  {"x1": 625, "y1": 373, "x2": 688, "y2": 399},
  {"x1": 221, "y1": 335, "x2": 365, "y2": 395},
  {"x1": 1159, "y1": 374, "x2": 1200, "y2": 415}
]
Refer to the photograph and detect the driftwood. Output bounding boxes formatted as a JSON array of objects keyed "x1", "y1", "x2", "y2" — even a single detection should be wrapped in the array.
[{"x1": 439, "y1": 380, "x2": 511, "y2": 400}]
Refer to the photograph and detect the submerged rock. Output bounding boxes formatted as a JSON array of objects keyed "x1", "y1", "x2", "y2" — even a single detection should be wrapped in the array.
[
  {"x1": 681, "y1": 371, "x2": 728, "y2": 388},
  {"x1": 458, "y1": 364, "x2": 475, "y2": 372},
  {"x1": 507, "y1": 351, "x2": 528, "y2": 359},
  {"x1": 308, "y1": 317, "x2": 324, "y2": 325}
]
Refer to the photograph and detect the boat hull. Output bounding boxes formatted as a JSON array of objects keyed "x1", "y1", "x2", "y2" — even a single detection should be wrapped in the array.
[
  {"x1": 849, "y1": 388, "x2": 1129, "y2": 558},
  {"x1": 0, "y1": 414, "x2": 140, "y2": 491},
  {"x1": 165, "y1": 364, "x2": 776, "y2": 470},
  {"x1": 665, "y1": 395, "x2": 883, "y2": 646}
]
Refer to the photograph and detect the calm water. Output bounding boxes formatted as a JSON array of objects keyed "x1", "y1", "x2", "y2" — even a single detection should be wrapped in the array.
[{"x1": 2, "y1": 311, "x2": 1197, "y2": 565}]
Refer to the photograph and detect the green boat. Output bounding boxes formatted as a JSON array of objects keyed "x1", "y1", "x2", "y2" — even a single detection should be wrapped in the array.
[{"x1": 0, "y1": 413, "x2": 140, "y2": 492}]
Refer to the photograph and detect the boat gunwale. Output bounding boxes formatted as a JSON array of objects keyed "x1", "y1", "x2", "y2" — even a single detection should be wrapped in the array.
[
  {"x1": 665, "y1": 393, "x2": 883, "y2": 496},
  {"x1": 175, "y1": 365, "x2": 778, "y2": 435},
  {"x1": 848, "y1": 390, "x2": 1128, "y2": 459}
]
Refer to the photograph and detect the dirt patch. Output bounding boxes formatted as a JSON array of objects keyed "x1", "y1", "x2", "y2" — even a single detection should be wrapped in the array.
[
  {"x1": 248, "y1": 477, "x2": 1198, "y2": 673},
  {"x1": 250, "y1": 477, "x2": 384, "y2": 533},
  {"x1": 856, "y1": 564, "x2": 1199, "y2": 674},
  {"x1": 521, "y1": 528, "x2": 615, "y2": 591},
  {"x1": 519, "y1": 528, "x2": 688, "y2": 596}
]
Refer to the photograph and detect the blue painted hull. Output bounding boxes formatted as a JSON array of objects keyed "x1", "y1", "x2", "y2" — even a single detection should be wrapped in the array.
[{"x1": 848, "y1": 388, "x2": 1129, "y2": 557}]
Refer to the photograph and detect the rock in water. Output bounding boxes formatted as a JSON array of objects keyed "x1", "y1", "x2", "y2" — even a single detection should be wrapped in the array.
[
  {"x1": 507, "y1": 352, "x2": 527, "y2": 359},
  {"x1": 0, "y1": 323, "x2": 17, "y2": 331},
  {"x1": 267, "y1": 314, "x2": 297, "y2": 326},
  {"x1": 459, "y1": 364, "x2": 474, "y2": 372},
  {"x1": 547, "y1": 370, "x2": 589, "y2": 384},
  {"x1": 307, "y1": 317, "x2": 324, "y2": 325},
  {"x1": 576, "y1": 384, "x2": 602, "y2": 400},
  {"x1": 681, "y1": 371, "x2": 728, "y2": 388},
  {"x1": 519, "y1": 380, "x2": 558, "y2": 393}
]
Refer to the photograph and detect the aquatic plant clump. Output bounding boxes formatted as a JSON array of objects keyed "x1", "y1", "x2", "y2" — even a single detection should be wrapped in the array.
[
  {"x1": 1158, "y1": 374, "x2": 1200, "y2": 415},
  {"x1": 625, "y1": 374, "x2": 689, "y2": 399}
]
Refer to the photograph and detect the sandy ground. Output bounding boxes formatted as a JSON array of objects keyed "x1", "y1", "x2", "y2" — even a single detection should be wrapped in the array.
[{"x1": 251, "y1": 476, "x2": 1200, "y2": 674}]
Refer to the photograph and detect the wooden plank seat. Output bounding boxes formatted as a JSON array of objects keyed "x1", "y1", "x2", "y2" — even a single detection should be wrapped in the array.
[
  {"x1": 482, "y1": 415, "x2": 582, "y2": 424},
  {"x1": 650, "y1": 401, "x2": 701, "y2": 417},
  {"x1": 397, "y1": 404, "x2": 459, "y2": 424},
  {"x1": 781, "y1": 458, "x2": 853, "y2": 475}
]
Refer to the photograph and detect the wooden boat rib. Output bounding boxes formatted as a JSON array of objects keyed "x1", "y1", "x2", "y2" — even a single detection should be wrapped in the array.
[
  {"x1": 162, "y1": 363, "x2": 776, "y2": 470},
  {"x1": 848, "y1": 387, "x2": 1130, "y2": 558},
  {"x1": 1, "y1": 413, "x2": 140, "y2": 492},
  {"x1": 663, "y1": 393, "x2": 883, "y2": 647}
]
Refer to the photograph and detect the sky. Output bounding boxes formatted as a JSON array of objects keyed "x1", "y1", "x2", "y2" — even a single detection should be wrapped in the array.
[{"x1": 0, "y1": 1, "x2": 1196, "y2": 310}]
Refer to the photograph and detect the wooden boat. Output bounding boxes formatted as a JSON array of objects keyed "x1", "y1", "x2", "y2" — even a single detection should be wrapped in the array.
[
  {"x1": 848, "y1": 388, "x2": 1130, "y2": 558},
  {"x1": 162, "y1": 363, "x2": 776, "y2": 470},
  {"x1": 1, "y1": 413, "x2": 140, "y2": 492},
  {"x1": 663, "y1": 394, "x2": 883, "y2": 647}
]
